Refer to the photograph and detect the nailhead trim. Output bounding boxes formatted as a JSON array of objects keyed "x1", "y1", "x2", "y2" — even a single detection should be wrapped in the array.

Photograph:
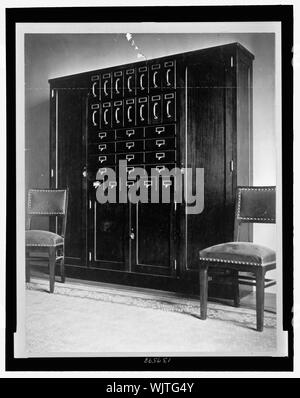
[
  {"x1": 236, "y1": 187, "x2": 276, "y2": 222},
  {"x1": 26, "y1": 243, "x2": 63, "y2": 247},
  {"x1": 28, "y1": 189, "x2": 66, "y2": 215},
  {"x1": 199, "y1": 257, "x2": 260, "y2": 266}
]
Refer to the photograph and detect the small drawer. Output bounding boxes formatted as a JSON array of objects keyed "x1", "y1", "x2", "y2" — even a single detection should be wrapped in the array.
[
  {"x1": 95, "y1": 142, "x2": 115, "y2": 154},
  {"x1": 144, "y1": 137, "x2": 175, "y2": 151},
  {"x1": 116, "y1": 127, "x2": 144, "y2": 140},
  {"x1": 145, "y1": 125, "x2": 176, "y2": 139},
  {"x1": 90, "y1": 154, "x2": 116, "y2": 167},
  {"x1": 96, "y1": 130, "x2": 115, "y2": 142},
  {"x1": 116, "y1": 140, "x2": 144, "y2": 153},
  {"x1": 145, "y1": 150, "x2": 176, "y2": 164},
  {"x1": 145, "y1": 163, "x2": 177, "y2": 176},
  {"x1": 116, "y1": 152, "x2": 144, "y2": 164}
]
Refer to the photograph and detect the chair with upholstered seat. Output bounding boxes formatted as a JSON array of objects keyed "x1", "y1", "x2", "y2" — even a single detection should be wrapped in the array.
[
  {"x1": 199, "y1": 186, "x2": 276, "y2": 331},
  {"x1": 26, "y1": 189, "x2": 68, "y2": 293}
]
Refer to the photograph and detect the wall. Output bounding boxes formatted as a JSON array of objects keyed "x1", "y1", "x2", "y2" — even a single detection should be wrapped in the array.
[{"x1": 25, "y1": 32, "x2": 277, "y2": 252}]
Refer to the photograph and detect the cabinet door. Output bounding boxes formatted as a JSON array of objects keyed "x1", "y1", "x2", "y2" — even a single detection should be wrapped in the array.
[
  {"x1": 52, "y1": 87, "x2": 87, "y2": 266},
  {"x1": 131, "y1": 202, "x2": 176, "y2": 276},
  {"x1": 89, "y1": 198, "x2": 130, "y2": 271},
  {"x1": 183, "y1": 61, "x2": 234, "y2": 270}
]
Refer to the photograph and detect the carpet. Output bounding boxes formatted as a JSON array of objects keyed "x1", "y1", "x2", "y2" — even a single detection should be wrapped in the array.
[{"x1": 25, "y1": 279, "x2": 277, "y2": 355}]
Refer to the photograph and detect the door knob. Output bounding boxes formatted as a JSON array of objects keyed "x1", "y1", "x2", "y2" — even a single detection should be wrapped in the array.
[
  {"x1": 82, "y1": 167, "x2": 87, "y2": 178},
  {"x1": 129, "y1": 232, "x2": 135, "y2": 240}
]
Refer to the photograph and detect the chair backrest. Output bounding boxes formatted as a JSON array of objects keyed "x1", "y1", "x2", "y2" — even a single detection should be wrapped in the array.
[
  {"x1": 234, "y1": 186, "x2": 276, "y2": 241},
  {"x1": 27, "y1": 189, "x2": 69, "y2": 237}
]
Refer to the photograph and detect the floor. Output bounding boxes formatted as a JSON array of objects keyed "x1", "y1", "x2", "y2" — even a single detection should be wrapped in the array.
[
  {"x1": 25, "y1": 268, "x2": 277, "y2": 356},
  {"x1": 30, "y1": 267, "x2": 276, "y2": 314}
]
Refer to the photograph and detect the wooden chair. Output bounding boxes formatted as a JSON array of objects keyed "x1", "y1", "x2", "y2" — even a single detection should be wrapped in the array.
[
  {"x1": 199, "y1": 186, "x2": 276, "y2": 331},
  {"x1": 26, "y1": 189, "x2": 68, "y2": 293}
]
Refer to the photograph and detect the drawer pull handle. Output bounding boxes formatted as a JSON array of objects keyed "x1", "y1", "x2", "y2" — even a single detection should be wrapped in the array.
[
  {"x1": 156, "y1": 165, "x2": 165, "y2": 173},
  {"x1": 140, "y1": 104, "x2": 145, "y2": 121},
  {"x1": 127, "y1": 76, "x2": 133, "y2": 92},
  {"x1": 92, "y1": 110, "x2": 97, "y2": 126},
  {"x1": 126, "y1": 154, "x2": 134, "y2": 162},
  {"x1": 93, "y1": 181, "x2": 101, "y2": 188},
  {"x1": 109, "y1": 181, "x2": 117, "y2": 188},
  {"x1": 104, "y1": 109, "x2": 108, "y2": 125},
  {"x1": 115, "y1": 78, "x2": 120, "y2": 94},
  {"x1": 163, "y1": 179, "x2": 172, "y2": 188},
  {"x1": 166, "y1": 69, "x2": 171, "y2": 86},
  {"x1": 98, "y1": 144, "x2": 107, "y2": 151},
  {"x1": 156, "y1": 152, "x2": 165, "y2": 160},
  {"x1": 126, "y1": 167, "x2": 135, "y2": 174},
  {"x1": 99, "y1": 156, "x2": 107, "y2": 163},
  {"x1": 126, "y1": 130, "x2": 134, "y2": 137},
  {"x1": 115, "y1": 108, "x2": 120, "y2": 124},
  {"x1": 153, "y1": 71, "x2": 158, "y2": 88},
  {"x1": 126, "y1": 142, "x2": 135, "y2": 149},
  {"x1": 140, "y1": 73, "x2": 145, "y2": 90},
  {"x1": 127, "y1": 181, "x2": 134, "y2": 187},
  {"x1": 104, "y1": 80, "x2": 108, "y2": 96},
  {"x1": 156, "y1": 139, "x2": 165, "y2": 147},
  {"x1": 144, "y1": 180, "x2": 153, "y2": 188},
  {"x1": 166, "y1": 100, "x2": 171, "y2": 118},
  {"x1": 98, "y1": 168, "x2": 107, "y2": 175},
  {"x1": 127, "y1": 105, "x2": 133, "y2": 122},
  {"x1": 99, "y1": 132, "x2": 107, "y2": 139},
  {"x1": 92, "y1": 82, "x2": 97, "y2": 97},
  {"x1": 153, "y1": 102, "x2": 159, "y2": 120}
]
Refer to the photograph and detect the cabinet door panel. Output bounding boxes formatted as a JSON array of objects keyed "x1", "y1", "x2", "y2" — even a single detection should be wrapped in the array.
[
  {"x1": 56, "y1": 89, "x2": 86, "y2": 265},
  {"x1": 131, "y1": 203, "x2": 176, "y2": 275},
  {"x1": 184, "y1": 62, "x2": 231, "y2": 270},
  {"x1": 91, "y1": 201, "x2": 129, "y2": 270}
]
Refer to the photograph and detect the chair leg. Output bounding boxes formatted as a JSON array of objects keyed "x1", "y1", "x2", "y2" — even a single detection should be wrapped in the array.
[
  {"x1": 200, "y1": 265, "x2": 208, "y2": 320},
  {"x1": 26, "y1": 249, "x2": 30, "y2": 283},
  {"x1": 233, "y1": 270, "x2": 240, "y2": 307},
  {"x1": 60, "y1": 256, "x2": 65, "y2": 283},
  {"x1": 49, "y1": 247, "x2": 56, "y2": 293},
  {"x1": 256, "y1": 268, "x2": 265, "y2": 332}
]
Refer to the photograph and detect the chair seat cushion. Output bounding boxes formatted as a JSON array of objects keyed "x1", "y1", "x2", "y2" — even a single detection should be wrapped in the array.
[
  {"x1": 199, "y1": 242, "x2": 276, "y2": 266},
  {"x1": 26, "y1": 230, "x2": 64, "y2": 247}
]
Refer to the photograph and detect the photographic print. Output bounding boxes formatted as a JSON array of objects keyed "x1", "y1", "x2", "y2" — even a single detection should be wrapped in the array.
[{"x1": 6, "y1": 5, "x2": 293, "y2": 373}]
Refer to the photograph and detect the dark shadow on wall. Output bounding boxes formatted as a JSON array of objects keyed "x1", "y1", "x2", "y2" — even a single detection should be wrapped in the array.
[{"x1": 25, "y1": 99, "x2": 49, "y2": 230}]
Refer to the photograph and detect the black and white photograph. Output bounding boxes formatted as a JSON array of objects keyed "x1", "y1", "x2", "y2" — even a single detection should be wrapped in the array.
[{"x1": 3, "y1": 3, "x2": 295, "y2": 377}]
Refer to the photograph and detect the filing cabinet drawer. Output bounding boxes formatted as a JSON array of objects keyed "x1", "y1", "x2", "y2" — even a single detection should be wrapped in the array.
[
  {"x1": 124, "y1": 98, "x2": 136, "y2": 127},
  {"x1": 145, "y1": 150, "x2": 176, "y2": 164},
  {"x1": 137, "y1": 97, "x2": 149, "y2": 126},
  {"x1": 116, "y1": 140, "x2": 144, "y2": 153},
  {"x1": 125, "y1": 68, "x2": 136, "y2": 96},
  {"x1": 89, "y1": 142, "x2": 116, "y2": 154},
  {"x1": 144, "y1": 137, "x2": 175, "y2": 151},
  {"x1": 163, "y1": 60, "x2": 175, "y2": 90},
  {"x1": 149, "y1": 63, "x2": 161, "y2": 92},
  {"x1": 90, "y1": 74, "x2": 100, "y2": 100},
  {"x1": 90, "y1": 154, "x2": 116, "y2": 167},
  {"x1": 113, "y1": 70, "x2": 123, "y2": 98},
  {"x1": 89, "y1": 103, "x2": 100, "y2": 129},
  {"x1": 137, "y1": 65, "x2": 148, "y2": 94},
  {"x1": 145, "y1": 125, "x2": 176, "y2": 139},
  {"x1": 112, "y1": 100, "x2": 124, "y2": 128},
  {"x1": 101, "y1": 102, "x2": 112, "y2": 129},
  {"x1": 125, "y1": 165, "x2": 146, "y2": 178},
  {"x1": 149, "y1": 94, "x2": 162, "y2": 124},
  {"x1": 116, "y1": 152, "x2": 144, "y2": 164},
  {"x1": 101, "y1": 72, "x2": 112, "y2": 99},
  {"x1": 163, "y1": 93, "x2": 176, "y2": 123},
  {"x1": 145, "y1": 163, "x2": 177, "y2": 176},
  {"x1": 116, "y1": 127, "x2": 144, "y2": 140},
  {"x1": 96, "y1": 130, "x2": 115, "y2": 143}
]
